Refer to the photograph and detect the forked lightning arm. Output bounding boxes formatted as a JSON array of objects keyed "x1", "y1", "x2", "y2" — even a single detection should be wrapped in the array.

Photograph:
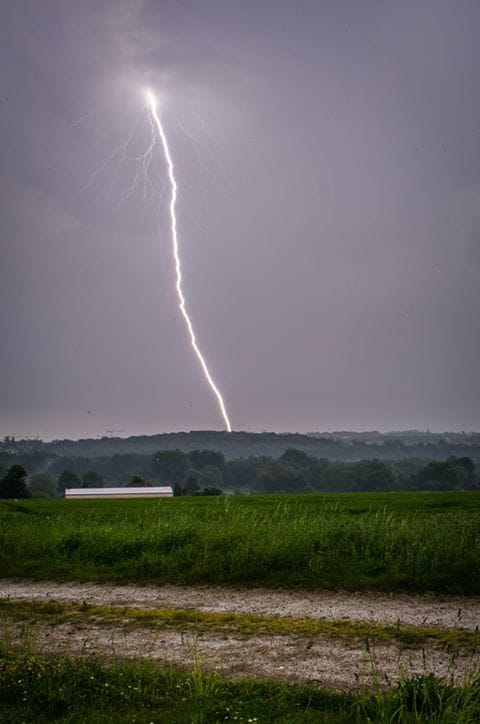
[{"x1": 145, "y1": 89, "x2": 232, "y2": 432}]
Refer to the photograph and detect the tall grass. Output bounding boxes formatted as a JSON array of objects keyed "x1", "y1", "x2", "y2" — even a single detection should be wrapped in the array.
[
  {"x1": 1, "y1": 648, "x2": 480, "y2": 723},
  {"x1": 1, "y1": 492, "x2": 479, "y2": 593}
]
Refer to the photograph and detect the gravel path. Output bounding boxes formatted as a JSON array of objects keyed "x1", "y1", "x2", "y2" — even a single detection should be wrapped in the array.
[
  {"x1": 2, "y1": 580, "x2": 480, "y2": 690},
  {"x1": 1, "y1": 579, "x2": 479, "y2": 631},
  {"x1": 4, "y1": 618, "x2": 479, "y2": 692}
]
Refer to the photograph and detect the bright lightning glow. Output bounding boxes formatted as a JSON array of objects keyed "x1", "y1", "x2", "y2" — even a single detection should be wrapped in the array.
[{"x1": 145, "y1": 88, "x2": 232, "y2": 432}]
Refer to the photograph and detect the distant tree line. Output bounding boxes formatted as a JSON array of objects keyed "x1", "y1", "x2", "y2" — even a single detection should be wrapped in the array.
[
  {"x1": 0, "y1": 448, "x2": 477, "y2": 499},
  {"x1": 150, "y1": 449, "x2": 479, "y2": 495},
  {"x1": 3, "y1": 430, "x2": 480, "y2": 464}
]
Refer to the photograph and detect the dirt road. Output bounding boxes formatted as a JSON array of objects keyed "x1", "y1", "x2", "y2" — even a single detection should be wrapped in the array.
[
  {"x1": 1, "y1": 579, "x2": 479, "y2": 691},
  {"x1": 2, "y1": 579, "x2": 479, "y2": 629}
]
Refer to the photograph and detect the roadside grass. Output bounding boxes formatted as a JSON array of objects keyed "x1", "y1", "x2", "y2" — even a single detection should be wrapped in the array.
[
  {"x1": 1, "y1": 646, "x2": 480, "y2": 723},
  {"x1": 1, "y1": 599, "x2": 479, "y2": 651},
  {"x1": 1, "y1": 492, "x2": 480, "y2": 593}
]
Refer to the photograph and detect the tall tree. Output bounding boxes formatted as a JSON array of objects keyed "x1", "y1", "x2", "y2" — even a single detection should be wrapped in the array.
[{"x1": 0, "y1": 465, "x2": 30, "y2": 499}]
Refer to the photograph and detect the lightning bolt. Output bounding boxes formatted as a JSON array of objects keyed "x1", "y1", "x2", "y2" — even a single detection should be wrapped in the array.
[{"x1": 145, "y1": 89, "x2": 232, "y2": 432}]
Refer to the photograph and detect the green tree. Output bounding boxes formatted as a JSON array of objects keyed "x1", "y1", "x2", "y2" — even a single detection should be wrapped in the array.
[
  {"x1": 189, "y1": 449, "x2": 225, "y2": 471},
  {"x1": 354, "y1": 460, "x2": 396, "y2": 492},
  {"x1": 152, "y1": 450, "x2": 189, "y2": 483},
  {"x1": 258, "y1": 461, "x2": 310, "y2": 493},
  {"x1": 182, "y1": 468, "x2": 201, "y2": 496},
  {"x1": 223, "y1": 457, "x2": 264, "y2": 489},
  {"x1": 172, "y1": 483, "x2": 183, "y2": 497},
  {"x1": 200, "y1": 465, "x2": 223, "y2": 489},
  {"x1": 280, "y1": 448, "x2": 312, "y2": 467},
  {"x1": 57, "y1": 469, "x2": 81, "y2": 496},
  {"x1": 129, "y1": 474, "x2": 145, "y2": 484},
  {"x1": 0, "y1": 465, "x2": 30, "y2": 499},
  {"x1": 29, "y1": 473, "x2": 56, "y2": 499},
  {"x1": 449, "y1": 456, "x2": 476, "y2": 489},
  {"x1": 0, "y1": 452, "x2": 14, "y2": 475},
  {"x1": 417, "y1": 461, "x2": 458, "y2": 491},
  {"x1": 82, "y1": 470, "x2": 104, "y2": 488}
]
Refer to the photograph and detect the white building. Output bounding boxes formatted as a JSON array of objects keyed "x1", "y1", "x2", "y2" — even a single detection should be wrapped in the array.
[{"x1": 64, "y1": 486, "x2": 173, "y2": 499}]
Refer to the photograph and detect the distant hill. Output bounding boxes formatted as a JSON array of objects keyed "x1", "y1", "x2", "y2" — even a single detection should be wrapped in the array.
[{"x1": 3, "y1": 430, "x2": 480, "y2": 462}]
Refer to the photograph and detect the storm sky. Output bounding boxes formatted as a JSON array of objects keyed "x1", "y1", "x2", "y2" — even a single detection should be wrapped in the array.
[{"x1": 1, "y1": 0, "x2": 479, "y2": 440}]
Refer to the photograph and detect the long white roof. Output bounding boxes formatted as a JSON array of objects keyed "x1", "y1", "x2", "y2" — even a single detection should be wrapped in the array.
[{"x1": 65, "y1": 487, "x2": 173, "y2": 496}]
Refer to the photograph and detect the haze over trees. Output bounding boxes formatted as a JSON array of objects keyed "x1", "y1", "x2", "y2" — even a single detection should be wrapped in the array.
[
  {"x1": 1, "y1": 431, "x2": 478, "y2": 498},
  {"x1": 3, "y1": 430, "x2": 480, "y2": 462},
  {"x1": 1, "y1": 451, "x2": 476, "y2": 499}
]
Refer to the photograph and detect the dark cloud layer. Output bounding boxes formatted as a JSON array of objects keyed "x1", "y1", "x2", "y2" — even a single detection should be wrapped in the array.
[{"x1": 1, "y1": 0, "x2": 479, "y2": 439}]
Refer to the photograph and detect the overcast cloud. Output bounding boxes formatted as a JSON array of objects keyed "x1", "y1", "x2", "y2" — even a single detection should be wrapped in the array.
[{"x1": 1, "y1": 0, "x2": 479, "y2": 439}]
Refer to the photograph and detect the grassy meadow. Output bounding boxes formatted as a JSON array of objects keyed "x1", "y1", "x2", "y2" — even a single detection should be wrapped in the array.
[
  {"x1": 1, "y1": 491, "x2": 479, "y2": 593},
  {"x1": 2, "y1": 647, "x2": 480, "y2": 723}
]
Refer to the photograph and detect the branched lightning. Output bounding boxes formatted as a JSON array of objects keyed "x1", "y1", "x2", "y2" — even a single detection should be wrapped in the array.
[
  {"x1": 81, "y1": 89, "x2": 232, "y2": 431},
  {"x1": 81, "y1": 110, "x2": 166, "y2": 210},
  {"x1": 175, "y1": 117, "x2": 231, "y2": 200},
  {"x1": 145, "y1": 89, "x2": 231, "y2": 432}
]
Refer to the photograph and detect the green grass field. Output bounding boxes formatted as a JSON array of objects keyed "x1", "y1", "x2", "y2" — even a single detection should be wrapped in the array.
[{"x1": 1, "y1": 492, "x2": 479, "y2": 593}]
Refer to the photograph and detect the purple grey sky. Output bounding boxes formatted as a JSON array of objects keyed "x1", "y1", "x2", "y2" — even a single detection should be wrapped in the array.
[{"x1": 1, "y1": 0, "x2": 479, "y2": 440}]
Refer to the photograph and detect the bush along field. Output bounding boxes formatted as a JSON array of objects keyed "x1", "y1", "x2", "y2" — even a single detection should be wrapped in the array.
[{"x1": 1, "y1": 491, "x2": 480, "y2": 593}]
